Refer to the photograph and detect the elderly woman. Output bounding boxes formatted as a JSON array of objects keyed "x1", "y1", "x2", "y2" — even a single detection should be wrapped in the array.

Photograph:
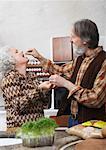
[{"x1": 0, "y1": 46, "x2": 52, "y2": 128}]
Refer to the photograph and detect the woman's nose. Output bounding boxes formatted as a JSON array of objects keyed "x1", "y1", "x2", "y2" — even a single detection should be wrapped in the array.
[
  {"x1": 19, "y1": 51, "x2": 23, "y2": 56},
  {"x1": 20, "y1": 50, "x2": 23, "y2": 54}
]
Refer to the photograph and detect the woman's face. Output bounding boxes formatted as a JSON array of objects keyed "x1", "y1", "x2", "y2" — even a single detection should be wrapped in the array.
[{"x1": 10, "y1": 48, "x2": 28, "y2": 65}]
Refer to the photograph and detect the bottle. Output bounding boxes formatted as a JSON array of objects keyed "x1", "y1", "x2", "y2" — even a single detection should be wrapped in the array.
[{"x1": 68, "y1": 115, "x2": 78, "y2": 127}]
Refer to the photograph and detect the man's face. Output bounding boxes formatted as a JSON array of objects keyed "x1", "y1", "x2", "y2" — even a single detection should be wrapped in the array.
[
  {"x1": 70, "y1": 28, "x2": 84, "y2": 48},
  {"x1": 70, "y1": 28, "x2": 87, "y2": 56}
]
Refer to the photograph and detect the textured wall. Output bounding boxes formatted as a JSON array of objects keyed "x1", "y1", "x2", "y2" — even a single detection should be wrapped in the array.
[
  {"x1": 0, "y1": 0, "x2": 106, "y2": 58},
  {"x1": 0, "y1": 0, "x2": 106, "y2": 106}
]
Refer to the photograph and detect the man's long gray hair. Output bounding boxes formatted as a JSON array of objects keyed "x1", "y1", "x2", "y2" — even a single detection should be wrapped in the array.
[{"x1": 0, "y1": 46, "x2": 15, "y2": 81}]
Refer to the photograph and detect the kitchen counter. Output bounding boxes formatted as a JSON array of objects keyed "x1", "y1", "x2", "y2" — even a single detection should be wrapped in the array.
[{"x1": 0, "y1": 130, "x2": 81, "y2": 150}]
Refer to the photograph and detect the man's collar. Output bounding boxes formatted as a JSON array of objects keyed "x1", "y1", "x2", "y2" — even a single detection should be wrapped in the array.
[{"x1": 82, "y1": 46, "x2": 103, "y2": 59}]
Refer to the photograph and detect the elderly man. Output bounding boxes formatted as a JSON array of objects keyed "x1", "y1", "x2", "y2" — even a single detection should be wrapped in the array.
[{"x1": 26, "y1": 19, "x2": 106, "y2": 126}]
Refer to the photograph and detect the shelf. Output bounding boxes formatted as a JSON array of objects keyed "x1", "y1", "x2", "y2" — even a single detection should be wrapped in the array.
[
  {"x1": 26, "y1": 64, "x2": 50, "y2": 83},
  {"x1": 26, "y1": 64, "x2": 42, "y2": 68}
]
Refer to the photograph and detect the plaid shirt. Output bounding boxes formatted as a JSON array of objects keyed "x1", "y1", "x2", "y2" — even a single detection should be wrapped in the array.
[{"x1": 41, "y1": 46, "x2": 106, "y2": 109}]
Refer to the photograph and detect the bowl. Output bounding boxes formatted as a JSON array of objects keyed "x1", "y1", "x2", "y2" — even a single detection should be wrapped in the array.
[
  {"x1": 22, "y1": 135, "x2": 54, "y2": 147},
  {"x1": 44, "y1": 109, "x2": 58, "y2": 118}
]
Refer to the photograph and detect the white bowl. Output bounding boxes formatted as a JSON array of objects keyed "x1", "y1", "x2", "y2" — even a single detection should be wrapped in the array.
[
  {"x1": 44, "y1": 109, "x2": 58, "y2": 118},
  {"x1": 22, "y1": 135, "x2": 54, "y2": 147}
]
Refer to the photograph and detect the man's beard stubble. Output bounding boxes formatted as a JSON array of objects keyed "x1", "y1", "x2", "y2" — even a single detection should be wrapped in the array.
[{"x1": 73, "y1": 44, "x2": 86, "y2": 57}]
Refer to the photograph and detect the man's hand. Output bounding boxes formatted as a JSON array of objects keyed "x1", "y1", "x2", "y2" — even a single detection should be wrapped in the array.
[
  {"x1": 49, "y1": 74, "x2": 67, "y2": 88},
  {"x1": 49, "y1": 74, "x2": 77, "y2": 92},
  {"x1": 25, "y1": 48, "x2": 41, "y2": 59}
]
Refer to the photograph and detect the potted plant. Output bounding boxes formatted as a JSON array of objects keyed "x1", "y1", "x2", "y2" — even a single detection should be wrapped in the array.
[{"x1": 16, "y1": 117, "x2": 58, "y2": 147}]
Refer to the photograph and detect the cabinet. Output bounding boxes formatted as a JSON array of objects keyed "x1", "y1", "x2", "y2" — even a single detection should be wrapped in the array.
[
  {"x1": 26, "y1": 61, "x2": 50, "y2": 83},
  {"x1": 26, "y1": 60, "x2": 51, "y2": 109},
  {"x1": 26, "y1": 60, "x2": 64, "y2": 109}
]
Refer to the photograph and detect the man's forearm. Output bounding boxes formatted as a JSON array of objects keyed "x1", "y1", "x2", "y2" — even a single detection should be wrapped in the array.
[{"x1": 36, "y1": 53, "x2": 48, "y2": 64}]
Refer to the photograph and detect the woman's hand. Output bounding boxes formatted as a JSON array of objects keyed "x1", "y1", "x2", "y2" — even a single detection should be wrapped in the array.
[
  {"x1": 25, "y1": 48, "x2": 41, "y2": 59},
  {"x1": 39, "y1": 81, "x2": 53, "y2": 90}
]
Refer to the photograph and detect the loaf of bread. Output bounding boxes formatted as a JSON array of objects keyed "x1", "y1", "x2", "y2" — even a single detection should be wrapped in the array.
[{"x1": 101, "y1": 126, "x2": 106, "y2": 138}]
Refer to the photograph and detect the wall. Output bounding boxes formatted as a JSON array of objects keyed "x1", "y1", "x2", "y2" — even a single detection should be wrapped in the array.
[
  {"x1": 0, "y1": 0, "x2": 106, "y2": 106},
  {"x1": 0, "y1": 0, "x2": 106, "y2": 57}
]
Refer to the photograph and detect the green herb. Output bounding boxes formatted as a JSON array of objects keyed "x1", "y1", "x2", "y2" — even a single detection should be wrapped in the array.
[{"x1": 16, "y1": 117, "x2": 58, "y2": 138}]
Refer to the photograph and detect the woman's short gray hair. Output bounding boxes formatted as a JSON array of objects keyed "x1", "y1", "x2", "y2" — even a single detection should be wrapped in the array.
[{"x1": 0, "y1": 46, "x2": 15, "y2": 81}]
